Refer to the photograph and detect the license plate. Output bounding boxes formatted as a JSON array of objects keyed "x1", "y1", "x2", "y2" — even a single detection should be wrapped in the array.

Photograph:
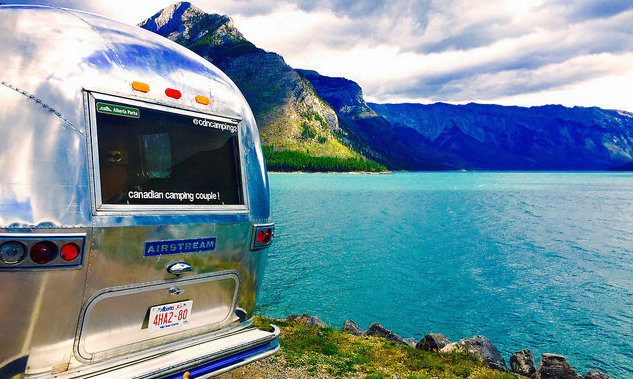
[{"x1": 148, "y1": 300, "x2": 192, "y2": 332}]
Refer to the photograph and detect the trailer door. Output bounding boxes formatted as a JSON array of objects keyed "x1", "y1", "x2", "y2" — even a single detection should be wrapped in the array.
[{"x1": 76, "y1": 92, "x2": 249, "y2": 363}]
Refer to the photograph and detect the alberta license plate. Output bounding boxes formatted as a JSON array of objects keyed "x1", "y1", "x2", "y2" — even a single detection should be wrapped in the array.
[{"x1": 148, "y1": 300, "x2": 192, "y2": 332}]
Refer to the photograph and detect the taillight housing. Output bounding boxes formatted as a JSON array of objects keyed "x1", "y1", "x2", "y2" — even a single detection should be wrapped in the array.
[
  {"x1": 0, "y1": 234, "x2": 85, "y2": 269},
  {"x1": 251, "y1": 224, "x2": 274, "y2": 250}
]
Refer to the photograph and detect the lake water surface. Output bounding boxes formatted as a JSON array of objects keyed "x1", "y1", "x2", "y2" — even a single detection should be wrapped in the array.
[{"x1": 257, "y1": 172, "x2": 633, "y2": 377}]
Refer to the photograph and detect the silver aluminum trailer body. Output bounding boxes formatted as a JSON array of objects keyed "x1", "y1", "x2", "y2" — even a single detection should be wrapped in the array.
[{"x1": 0, "y1": 5, "x2": 277, "y2": 378}]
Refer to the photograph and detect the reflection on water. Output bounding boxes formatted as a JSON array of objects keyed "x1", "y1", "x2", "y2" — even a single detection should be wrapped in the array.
[{"x1": 258, "y1": 172, "x2": 633, "y2": 378}]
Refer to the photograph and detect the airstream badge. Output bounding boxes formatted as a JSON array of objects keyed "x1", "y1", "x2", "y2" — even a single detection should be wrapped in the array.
[{"x1": 144, "y1": 238, "x2": 216, "y2": 257}]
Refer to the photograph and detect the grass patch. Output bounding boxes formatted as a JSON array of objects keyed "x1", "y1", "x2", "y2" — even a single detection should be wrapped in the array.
[{"x1": 252, "y1": 315, "x2": 520, "y2": 378}]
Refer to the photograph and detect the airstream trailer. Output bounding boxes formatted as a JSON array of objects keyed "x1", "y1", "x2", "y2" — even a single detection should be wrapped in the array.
[{"x1": 0, "y1": 4, "x2": 278, "y2": 378}]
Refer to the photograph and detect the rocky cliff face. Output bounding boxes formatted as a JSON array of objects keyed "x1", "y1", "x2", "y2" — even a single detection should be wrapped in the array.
[
  {"x1": 139, "y1": 2, "x2": 358, "y2": 160},
  {"x1": 370, "y1": 102, "x2": 633, "y2": 170},
  {"x1": 298, "y1": 70, "x2": 456, "y2": 170}
]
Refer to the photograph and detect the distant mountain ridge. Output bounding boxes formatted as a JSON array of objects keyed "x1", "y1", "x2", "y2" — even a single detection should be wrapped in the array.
[
  {"x1": 370, "y1": 102, "x2": 633, "y2": 170},
  {"x1": 299, "y1": 68, "x2": 633, "y2": 170},
  {"x1": 141, "y1": 2, "x2": 633, "y2": 171}
]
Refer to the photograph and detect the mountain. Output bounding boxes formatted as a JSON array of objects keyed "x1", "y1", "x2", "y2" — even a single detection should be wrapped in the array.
[
  {"x1": 139, "y1": 2, "x2": 382, "y2": 171},
  {"x1": 370, "y1": 102, "x2": 633, "y2": 170},
  {"x1": 299, "y1": 69, "x2": 633, "y2": 171},
  {"x1": 298, "y1": 70, "x2": 473, "y2": 170},
  {"x1": 141, "y1": 2, "x2": 633, "y2": 171}
]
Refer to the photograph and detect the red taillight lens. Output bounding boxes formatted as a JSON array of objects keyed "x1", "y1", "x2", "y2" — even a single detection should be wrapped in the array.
[
  {"x1": 60, "y1": 243, "x2": 80, "y2": 261},
  {"x1": 30, "y1": 241, "x2": 58, "y2": 264},
  {"x1": 165, "y1": 88, "x2": 182, "y2": 99},
  {"x1": 251, "y1": 224, "x2": 274, "y2": 250}
]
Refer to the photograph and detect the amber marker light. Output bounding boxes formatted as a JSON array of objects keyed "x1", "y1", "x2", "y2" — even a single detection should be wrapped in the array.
[
  {"x1": 195, "y1": 95, "x2": 210, "y2": 105},
  {"x1": 165, "y1": 88, "x2": 182, "y2": 99},
  {"x1": 132, "y1": 81, "x2": 150, "y2": 93}
]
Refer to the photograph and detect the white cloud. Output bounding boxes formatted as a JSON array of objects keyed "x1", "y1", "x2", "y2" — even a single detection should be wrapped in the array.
[
  {"x1": 493, "y1": 58, "x2": 633, "y2": 111},
  {"x1": 229, "y1": 3, "x2": 346, "y2": 55},
  {"x1": 8, "y1": 0, "x2": 633, "y2": 111},
  {"x1": 369, "y1": 52, "x2": 633, "y2": 111}
]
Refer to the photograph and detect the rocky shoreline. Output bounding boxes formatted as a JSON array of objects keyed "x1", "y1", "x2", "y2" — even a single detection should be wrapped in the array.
[{"x1": 288, "y1": 313, "x2": 613, "y2": 379}]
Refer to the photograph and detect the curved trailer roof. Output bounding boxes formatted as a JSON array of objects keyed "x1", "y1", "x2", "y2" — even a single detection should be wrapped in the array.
[{"x1": 0, "y1": 5, "x2": 270, "y2": 227}]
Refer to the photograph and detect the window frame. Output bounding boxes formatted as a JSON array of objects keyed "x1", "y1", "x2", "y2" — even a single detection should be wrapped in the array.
[{"x1": 87, "y1": 91, "x2": 248, "y2": 214}]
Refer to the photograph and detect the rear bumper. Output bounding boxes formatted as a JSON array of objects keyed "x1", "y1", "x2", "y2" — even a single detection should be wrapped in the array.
[{"x1": 53, "y1": 325, "x2": 280, "y2": 378}]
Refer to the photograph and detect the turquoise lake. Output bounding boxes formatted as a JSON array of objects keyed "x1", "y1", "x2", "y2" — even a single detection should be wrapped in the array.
[{"x1": 256, "y1": 172, "x2": 633, "y2": 377}]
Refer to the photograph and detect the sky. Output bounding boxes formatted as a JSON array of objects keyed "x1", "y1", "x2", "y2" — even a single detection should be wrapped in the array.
[{"x1": 6, "y1": 0, "x2": 633, "y2": 111}]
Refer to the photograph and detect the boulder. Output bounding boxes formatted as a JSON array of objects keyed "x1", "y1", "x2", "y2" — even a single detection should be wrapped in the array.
[
  {"x1": 364, "y1": 323, "x2": 406, "y2": 344},
  {"x1": 286, "y1": 313, "x2": 327, "y2": 328},
  {"x1": 537, "y1": 354, "x2": 578, "y2": 379},
  {"x1": 403, "y1": 337, "x2": 417, "y2": 347},
  {"x1": 416, "y1": 333, "x2": 451, "y2": 351},
  {"x1": 340, "y1": 319, "x2": 363, "y2": 336},
  {"x1": 510, "y1": 349, "x2": 536, "y2": 377},
  {"x1": 440, "y1": 335, "x2": 508, "y2": 372},
  {"x1": 584, "y1": 370, "x2": 613, "y2": 379}
]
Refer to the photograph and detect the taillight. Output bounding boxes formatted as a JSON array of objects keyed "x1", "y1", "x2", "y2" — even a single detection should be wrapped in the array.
[
  {"x1": 251, "y1": 224, "x2": 274, "y2": 250},
  {"x1": 0, "y1": 234, "x2": 85, "y2": 269},
  {"x1": 30, "y1": 241, "x2": 58, "y2": 264},
  {"x1": 60, "y1": 243, "x2": 80, "y2": 261},
  {"x1": 0, "y1": 241, "x2": 26, "y2": 264}
]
